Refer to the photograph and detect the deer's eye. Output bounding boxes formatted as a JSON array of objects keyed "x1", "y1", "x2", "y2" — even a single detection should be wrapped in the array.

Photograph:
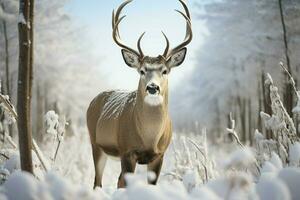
[
  {"x1": 140, "y1": 69, "x2": 146, "y2": 75},
  {"x1": 162, "y1": 69, "x2": 168, "y2": 75}
]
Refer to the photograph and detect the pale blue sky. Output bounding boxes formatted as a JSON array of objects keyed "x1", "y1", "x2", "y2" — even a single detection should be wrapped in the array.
[{"x1": 65, "y1": 0, "x2": 208, "y2": 90}]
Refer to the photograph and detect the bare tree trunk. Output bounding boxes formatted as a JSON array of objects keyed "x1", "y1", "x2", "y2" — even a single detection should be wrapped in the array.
[
  {"x1": 237, "y1": 96, "x2": 246, "y2": 143},
  {"x1": 1, "y1": 4, "x2": 14, "y2": 138},
  {"x1": 1, "y1": 3, "x2": 10, "y2": 96},
  {"x1": 29, "y1": 0, "x2": 34, "y2": 99},
  {"x1": 257, "y1": 78, "x2": 262, "y2": 131},
  {"x1": 17, "y1": 0, "x2": 34, "y2": 173},
  {"x1": 215, "y1": 98, "x2": 221, "y2": 139},
  {"x1": 248, "y1": 99, "x2": 252, "y2": 145},
  {"x1": 278, "y1": 0, "x2": 293, "y2": 118}
]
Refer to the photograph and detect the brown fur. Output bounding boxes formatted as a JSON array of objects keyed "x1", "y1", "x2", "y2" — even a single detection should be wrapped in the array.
[{"x1": 87, "y1": 79, "x2": 172, "y2": 188}]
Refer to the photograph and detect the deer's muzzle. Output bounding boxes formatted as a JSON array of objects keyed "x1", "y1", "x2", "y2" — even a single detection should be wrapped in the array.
[{"x1": 146, "y1": 83, "x2": 160, "y2": 95}]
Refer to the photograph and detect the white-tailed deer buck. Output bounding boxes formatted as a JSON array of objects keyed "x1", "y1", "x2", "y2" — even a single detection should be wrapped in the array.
[{"x1": 87, "y1": 0, "x2": 192, "y2": 188}]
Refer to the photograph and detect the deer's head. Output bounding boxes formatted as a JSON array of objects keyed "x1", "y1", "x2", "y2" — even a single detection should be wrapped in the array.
[{"x1": 112, "y1": 0, "x2": 192, "y2": 106}]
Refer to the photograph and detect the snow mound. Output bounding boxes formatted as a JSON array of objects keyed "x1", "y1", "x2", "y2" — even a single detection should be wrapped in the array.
[
  {"x1": 256, "y1": 176, "x2": 290, "y2": 200},
  {"x1": 1, "y1": 171, "x2": 109, "y2": 200},
  {"x1": 289, "y1": 142, "x2": 300, "y2": 166},
  {"x1": 278, "y1": 168, "x2": 300, "y2": 200}
]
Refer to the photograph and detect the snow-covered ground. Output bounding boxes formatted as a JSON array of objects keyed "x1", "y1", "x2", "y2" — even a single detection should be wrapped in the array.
[{"x1": 1, "y1": 128, "x2": 300, "y2": 200}]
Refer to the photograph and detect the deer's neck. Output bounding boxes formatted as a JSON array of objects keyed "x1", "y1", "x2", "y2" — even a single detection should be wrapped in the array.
[{"x1": 133, "y1": 81, "x2": 169, "y2": 149}]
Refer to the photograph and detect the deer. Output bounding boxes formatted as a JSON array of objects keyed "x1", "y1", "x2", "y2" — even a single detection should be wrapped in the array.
[{"x1": 86, "y1": 0, "x2": 192, "y2": 188}]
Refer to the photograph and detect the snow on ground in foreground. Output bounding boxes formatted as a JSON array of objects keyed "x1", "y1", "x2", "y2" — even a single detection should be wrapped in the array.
[
  {"x1": 1, "y1": 167, "x2": 300, "y2": 200},
  {"x1": 1, "y1": 130, "x2": 300, "y2": 200}
]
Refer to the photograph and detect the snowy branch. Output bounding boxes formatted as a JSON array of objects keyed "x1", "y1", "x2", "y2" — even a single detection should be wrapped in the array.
[
  {"x1": 0, "y1": 93, "x2": 17, "y2": 120},
  {"x1": 227, "y1": 113, "x2": 244, "y2": 147}
]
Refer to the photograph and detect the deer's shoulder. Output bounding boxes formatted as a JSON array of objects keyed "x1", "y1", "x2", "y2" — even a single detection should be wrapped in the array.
[{"x1": 99, "y1": 90, "x2": 137, "y2": 120}]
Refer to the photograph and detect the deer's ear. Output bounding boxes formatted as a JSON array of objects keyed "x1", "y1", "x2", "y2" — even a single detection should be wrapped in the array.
[
  {"x1": 121, "y1": 49, "x2": 140, "y2": 68},
  {"x1": 167, "y1": 48, "x2": 187, "y2": 68}
]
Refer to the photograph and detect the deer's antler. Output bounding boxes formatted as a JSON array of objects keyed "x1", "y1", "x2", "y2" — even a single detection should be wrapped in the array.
[
  {"x1": 163, "y1": 0, "x2": 193, "y2": 59},
  {"x1": 112, "y1": 0, "x2": 145, "y2": 58}
]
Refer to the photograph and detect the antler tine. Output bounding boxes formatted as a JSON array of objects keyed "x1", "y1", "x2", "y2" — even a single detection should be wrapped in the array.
[
  {"x1": 167, "y1": 0, "x2": 193, "y2": 58},
  {"x1": 178, "y1": 0, "x2": 191, "y2": 39},
  {"x1": 175, "y1": 9, "x2": 191, "y2": 37},
  {"x1": 112, "y1": 0, "x2": 141, "y2": 56},
  {"x1": 112, "y1": 0, "x2": 132, "y2": 38},
  {"x1": 113, "y1": 15, "x2": 139, "y2": 55},
  {"x1": 137, "y1": 32, "x2": 146, "y2": 58},
  {"x1": 178, "y1": 0, "x2": 191, "y2": 19},
  {"x1": 161, "y1": 31, "x2": 170, "y2": 58},
  {"x1": 112, "y1": 10, "x2": 120, "y2": 37},
  {"x1": 115, "y1": 0, "x2": 133, "y2": 24}
]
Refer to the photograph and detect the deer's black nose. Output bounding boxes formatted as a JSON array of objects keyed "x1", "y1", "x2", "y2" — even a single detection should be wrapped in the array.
[{"x1": 146, "y1": 83, "x2": 160, "y2": 95}]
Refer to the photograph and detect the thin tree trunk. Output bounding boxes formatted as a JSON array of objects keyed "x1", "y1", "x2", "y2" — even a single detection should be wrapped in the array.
[
  {"x1": 279, "y1": 0, "x2": 293, "y2": 118},
  {"x1": 29, "y1": 0, "x2": 34, "y2": 98},
  {"x1": 1, "y1": 4, "x2": 14, "y2": 138},
  {"x1": 248, "y1": 99, "x2": 252, "y2": 145},
  {"x1": 1, "y1": 3, "x2": 10, "y2": 96},
  {"x1": 257, "y1": 78, "x2": 262, "y2": 131},
  {"x1": 17, "y1": 0, "x2": 34, "y2": 173}
]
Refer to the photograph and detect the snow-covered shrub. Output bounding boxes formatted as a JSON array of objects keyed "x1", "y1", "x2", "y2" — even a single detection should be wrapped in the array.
[
  {"x1": 42, "y1": 110, "x2": 68, "y2": 165},
  {"x1": 169, "y1": 130, "x2": 215, "y2": 188},
  {"x1": 223, "y1": 147, "x2": 256, "y2": 170},
  {"x1": 44, "y1": 110, "x2": 67, "y2": 143},
  {"x1": 204, "y1": 172, "x2": 257, "y2": 200},
  {"x1": 259, "y1": 73, "x2": 299, "y2": 165}
]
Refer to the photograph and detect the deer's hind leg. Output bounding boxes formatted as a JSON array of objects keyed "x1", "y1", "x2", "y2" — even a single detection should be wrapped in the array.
[
  {"x1": 147, "y1": 154, "x2": 164, "y2": 185},
  {"x1": 92, "y1": 145, "x2": 107, "y2": 188}
]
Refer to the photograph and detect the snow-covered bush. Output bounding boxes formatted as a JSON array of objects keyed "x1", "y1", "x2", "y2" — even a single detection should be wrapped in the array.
[
  {"x1": 168, "y1": 130, "x2": 215, "y2": 188},
  {"x1": 258, "y1": 73, "x2": 299, "y2": 166},
  {"x1": 42, "y1": 110, "x2": 68, "y2": 165}
]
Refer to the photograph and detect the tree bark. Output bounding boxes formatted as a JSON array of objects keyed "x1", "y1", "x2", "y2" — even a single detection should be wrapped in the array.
[
  {"x1": 1, "y1": 3, "x2": 10, "y2": 97},
  {"x1": 278, "y1": 0, "x2": 293, "y2": 118},
  {"x1": 17, "y1": 0, "x2": 34, "y2": 174}
]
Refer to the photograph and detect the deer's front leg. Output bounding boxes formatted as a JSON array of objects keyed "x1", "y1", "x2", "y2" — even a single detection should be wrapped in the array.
[
  {"x1": 147, "y1": 154, "x2": 163, "y2": 185},
  {"x1": 118, "y1": 152, "x2": 137, "y2": 188}
]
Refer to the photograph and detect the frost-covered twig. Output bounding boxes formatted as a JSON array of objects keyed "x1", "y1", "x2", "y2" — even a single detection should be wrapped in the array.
[
  {"x1": 0, "y1": 94, "x2": 17, "y2": 120},
  {"x1": 162, "y1": 172, "x2": 183, "y2": 180},
  {"x1": 0, "y1": 153, "x2": 9, "y2": 160},
  {"x1": 32, "y1": 139, "x2": 50, "y2": 171},
  {"x1": 44, "y1": 111, "x2": 67, "y2": 165},
  {"x1": 188, "y1": 138, "x2": 209, "y2": 183},
  {"x1": 5, "y1": 135, "x2": 17, "y2": 149},
  {"x1": 196, "y1": 153, "x2": 208, "y2": 183},
  {"x1": 281, "y1": 62, "x2": 300, "y2": 115},
  {"x1": 53, "y1": 116, "x2": 67, "y2": 162},
  {"x1": 188, "y1": 138, "x2": 205, "y2": 158},
  {"x1": 264, "y1": 73, "x2": 297, "y2": 141},
  {"x1": 280, "y1": 62, "x2": 298, "y2": 97},
  {"x1": 227, "y1": 113, "x2": 244, "y2": 147}
]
